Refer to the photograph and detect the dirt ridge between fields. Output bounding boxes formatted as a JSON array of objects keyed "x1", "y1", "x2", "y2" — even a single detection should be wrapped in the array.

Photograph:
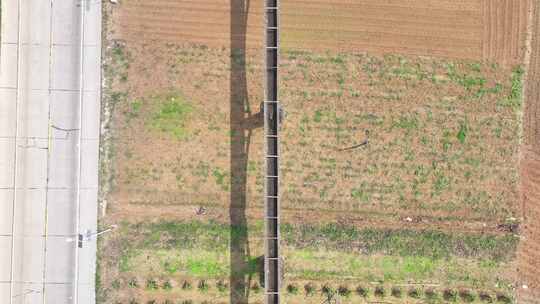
[{"x1": 517, "y1": 1, "x2": 540, "y2": 303}]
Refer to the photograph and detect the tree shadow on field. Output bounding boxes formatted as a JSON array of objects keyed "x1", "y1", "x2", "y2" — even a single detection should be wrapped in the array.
[{"x1": 230, "y1": 0, "x2": 263, "y2": 303}]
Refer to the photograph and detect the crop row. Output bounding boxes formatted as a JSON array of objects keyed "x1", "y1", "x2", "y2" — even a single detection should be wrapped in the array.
[{"x1": 113, "y1": 277, "x2": 513, "y2": 303}]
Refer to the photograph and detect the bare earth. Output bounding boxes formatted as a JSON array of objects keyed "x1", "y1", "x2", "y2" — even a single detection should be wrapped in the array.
[
  {"x1": 518, "y1": 1, "x2": 540, "y2": 303},
  {"x1": 115, "y1": 0, "x2": 529, "y2": 64}
]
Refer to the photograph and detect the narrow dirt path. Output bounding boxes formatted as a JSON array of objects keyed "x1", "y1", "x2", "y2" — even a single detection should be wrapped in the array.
[{"x1": 517, "y1": 1, "x2": 540, "y2": 302}]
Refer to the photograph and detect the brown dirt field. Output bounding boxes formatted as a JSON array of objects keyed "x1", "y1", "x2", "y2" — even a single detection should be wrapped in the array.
[
  {"x1": 482, "y1": 0, "x2": 531, "y2": 65},
  {"x1": 103, "y1": 41, "x2": 521, "y2": 234},
  {"x1": 523, "y1": 1, "x2": 540, "y2": 151},
  {"x1": 114, "y1": 0, "x2": 527, "y2": 64},
  {"x1": 517, "y1": 1, "x2": 540, "y2": 303}
]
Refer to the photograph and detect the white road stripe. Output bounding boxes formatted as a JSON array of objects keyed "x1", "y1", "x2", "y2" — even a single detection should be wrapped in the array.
[
  {"x1": 9, "y1": 0, "x2": 22, "y2": 302},
  {"x1": 42, "y1": 0, "x2": 56, "y2": 303},
  {"x1": 74, "y1": 0, "x2": 87, "y2": 302}
]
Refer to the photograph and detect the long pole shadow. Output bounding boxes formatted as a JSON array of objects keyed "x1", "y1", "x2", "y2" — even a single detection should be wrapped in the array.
[{"x1": 229, "y1": 0, "x2": 262, "y2": 303}]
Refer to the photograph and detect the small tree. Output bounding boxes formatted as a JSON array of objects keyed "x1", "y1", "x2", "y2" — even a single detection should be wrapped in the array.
[
  {"x1": 162, "y1": 280, "x2": 173, "y2": 291},
  {"x1": 391, "y1": 286, "x2": 402, "y2": 298},
  {"x1": 304, "y1": 283, "x2": 316, "y2": 296},
  {"x1": 146, "y1": 279, "x2": 158, "y2": 291},
  {"x1": 286, "y1": 284, "x2": 299, "y2": 295},
  {"x1": 181, "y1": 280, "x2": 192, "y2": 290},
  {"x1": 408, "y1": 288, "x2": 421, "y2": 298},
  {"x1": 443, "y1": 289, "x2": 457, "y2": 301},
  {"x1": 374, "y1": 286, "x2": 385, "y2": 298},
  {"x1": 197, "y1": 280, "x2": 209, "y2": 292},
  {"x1": 356, "y1": 286, "x2": 368, "y2": 298},
  {"x1": 337, "y1": 286, "x2": 351, "y2": 297}
]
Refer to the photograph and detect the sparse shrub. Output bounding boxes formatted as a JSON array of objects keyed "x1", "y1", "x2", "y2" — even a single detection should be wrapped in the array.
[
  {"x1": 408, "y1": 288, "x2": 421, "y2": 298},
  {"x1": 322, "y1": 284, "x2": 334, "y2": 296},
  {"x1": 216, "y1": 280, "x2": 228, "y2": 292},
  {"x1": 162, "y1": 280, "x2": 173, "y2": 291},
  {"x1": 459, "y1": 289, "x2": 476, "y2": 302},
  {"x1": 338, "y1": 285, "x2": 351, "y2": 297},
  {"x1": 304, "y1": 283, "x2": 316, "y2": 296},
  {"x1": 197, "y1": 280, "x2": 209, "y2": 292},
  {"x1": 391, "y1": 286, "x2": 402, "y2": 298},
  {"x1": 496, "y1": 294, "x2": 512, "y2": 303},
  {"x1": 425, "y1": 288, "x2": 438, "y2": 299},
  {"x1": 181, "y1": 280, "x2": 192, "y2": 290},
  {"x1": 163, "y1": 300, "x2": 174, "y2": 304},
  {"x1": 146, "y1": 279, "x2": 158, "y2": 290},
  {"x1": 128, "y1": 278, "x2": 138, "y2": 288},
  {"x1": 251, "y1": 282, "x2": 261, "y2": 293},
  {"x1": 128, "y1": 300, "x2": 139, "y2": 304},
  {"x1": 146, "y1": 300, "x2": 156, "y2": 304},
  {"x1": 443, "y1": 289, "x2": 457, "y2": 301},
  {"x1": 479, "y1": 291, "x2": 493, "y2": 303},
  {"x1": 180, "y1": 301, "x2": 193, "y2": 304},
  {"x1": 112, "y1": 279, "x2": 121, "y2": 290},
  {"x1": 287, "y1": 284, "x2": 299, "y2": 294},
  {"x1": 356, "y1": 286, "x2": 368, "y2": 297},
  {"x1": 374, "y1": 286, "x2": 385, "y2": 297}
]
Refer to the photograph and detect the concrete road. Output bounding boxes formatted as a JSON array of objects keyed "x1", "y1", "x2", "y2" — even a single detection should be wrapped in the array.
[{"x1": 0, "y1": 0, "x2": 101, "y2": 303}]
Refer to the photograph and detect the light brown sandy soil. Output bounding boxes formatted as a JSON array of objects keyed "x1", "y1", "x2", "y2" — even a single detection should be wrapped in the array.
[
  {"x1": 103, "y1": 41, "x2": 520, "y2": 236},
  {"x1": 518, "y1": 1, "x2": 540, "y2": 302},
  {"x1": 482, "y1": 0, "x2": 531, "y2": 65},
  {"x1": 114, "y1": 0, "x2": 527, "y2": 63}
]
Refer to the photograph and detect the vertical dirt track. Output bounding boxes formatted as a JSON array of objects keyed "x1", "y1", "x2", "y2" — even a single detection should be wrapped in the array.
[
  {"x1": 518, "y1": 1, "x2": 540, "y2": 303},
  {"x1": 115, "y1": 0, "x2": 527, "y2": 63},
  {"x1": 518, "y1": 152, "x2": 540, "y2": 303}
]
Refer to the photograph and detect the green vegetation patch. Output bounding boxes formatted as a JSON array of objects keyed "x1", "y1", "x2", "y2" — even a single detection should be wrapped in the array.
[
  {"x1": 285, "y1": 223, "x2": 518, "y2": 261},
  {"x1": 119, "y1": 220, "x2": 517, "y2": 262},
  {"x1": 499, "y1": 66, "x2": 525, "y2": 108},
  {"x1": 149, "y1": 92, "x2": 193, "y2": 139},
  {"x1": 115, "y1": 220, "x2": 516, "y2": 293},
  {"x1": 186, "y1": 257, "x2": 226, "y2": 277},
  {"x1": 288, "y1": 251, "x2": 507, "y2": 289}
]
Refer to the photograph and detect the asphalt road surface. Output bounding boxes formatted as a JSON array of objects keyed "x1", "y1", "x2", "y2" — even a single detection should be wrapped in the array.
[{"x1": 0, "y1": 0, "x2": 101, "y2": 303}]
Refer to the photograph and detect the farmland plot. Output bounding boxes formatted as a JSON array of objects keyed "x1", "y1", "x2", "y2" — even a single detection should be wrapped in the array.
[{"x1": 97, "y1": 0, "x2": 537, "y2": 303}]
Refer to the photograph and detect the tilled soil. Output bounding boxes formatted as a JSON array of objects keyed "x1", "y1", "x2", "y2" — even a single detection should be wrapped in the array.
[
  {"x1": 104, "y1": 42, "x2": 521, "y2": 235},
  {"x1": 114, "y1": 0, "x2": 528, "y2": 63},
  {"x1": 482, "y1": 0, "x2": 531, "y2": 65}
]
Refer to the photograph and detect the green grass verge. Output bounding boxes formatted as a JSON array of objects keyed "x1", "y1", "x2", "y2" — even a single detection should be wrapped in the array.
[
  {"x1": 122, "y1": 221, "x2": 517, "y2": 261},
  {"x1": 114, "y1": 220, "x2": 516, "y2": 293}
]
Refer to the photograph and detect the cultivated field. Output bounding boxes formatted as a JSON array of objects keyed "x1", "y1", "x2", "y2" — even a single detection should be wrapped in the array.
[
  {"x1": 116, "y1": 0, "x2": 529, "y2": 64},
  {"x1": 97, "y1": 0, "x2": 538, "y2": 303}
]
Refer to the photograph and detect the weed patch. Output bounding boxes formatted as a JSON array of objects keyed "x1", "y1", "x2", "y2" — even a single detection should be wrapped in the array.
[
  {"x1": 150, "y1": 92, "x2": 193, "y2": 139},
  {"x1": 186, "y1": 257, "x2": 225, "y2": 277},
  {"x1": 499, "y1": 66, "x2": 524, "y2": 108}
]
